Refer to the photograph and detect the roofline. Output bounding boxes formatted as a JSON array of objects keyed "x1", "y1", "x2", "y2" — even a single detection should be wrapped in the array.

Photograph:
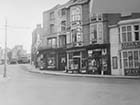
[{"x1": 118, "y1": 18, "x2": 140, "y2": 25}]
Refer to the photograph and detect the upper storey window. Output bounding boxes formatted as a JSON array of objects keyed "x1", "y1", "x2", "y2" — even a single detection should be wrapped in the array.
[
  {"x1": 120, "y1": 24, "x2": 140, "y2": 43},
  {"x1": 91, "y1": 14, "x2": 103, "y2": 22},
  {"x1": 134, "y1": 25, "x2": 140, "y2": 41},
  {"x1": 71, "y1": 7, "x2": 81, "y2": 22},
  {"x1": 61, "y1": 8, "x2": 66, "y2": 16},
  {"x1": 50, "y1": 12, "x2": 55, "y2": 20},
  {"x1": 121, "y1": 25, "x2": 132, "y2": 42}
]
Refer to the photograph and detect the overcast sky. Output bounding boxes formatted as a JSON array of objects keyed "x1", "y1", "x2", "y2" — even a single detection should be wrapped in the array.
[
  {"x1": 0, "y1": 0, "x2": 140, "y2": 53},
  {"x1": 0, "y1": 0, "x2": 68, "y2": 53}
]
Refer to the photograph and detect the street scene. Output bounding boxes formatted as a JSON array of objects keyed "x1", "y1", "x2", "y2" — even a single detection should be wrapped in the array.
[
  {"x1": 0, "y1": 64, "x2": 140, "y2": 105},
  {"x1": 0, "y1": 0, "x2": 140, "y2": 105}
]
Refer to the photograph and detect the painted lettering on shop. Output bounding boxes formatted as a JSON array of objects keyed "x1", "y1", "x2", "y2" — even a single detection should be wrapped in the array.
[{"x1": 122, "y1": 42, "x2": 140, "y2": 49}]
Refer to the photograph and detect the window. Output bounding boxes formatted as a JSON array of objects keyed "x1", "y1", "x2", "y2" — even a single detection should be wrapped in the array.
[
  {"x1": 50, "y1": 12, "x2": 54, "y2": 20},
  {"x1": 98, "y1": 14, "x2": 103, "y2": 21},
  {"x1": 59, "y1": 35, "x2": 66, "y2": 47},
  {"x1": 91, "y1": 14, "x2": 102, "y2": 22},
  {"x1": 128, "y1": 51, "x2": 133, "y2": 68},
  {"x1": 71, "y1": 7, "x2": 81, "y2": 22},
  {"x1": 122, "y1": 50, "x2": 140, "y2": 69},
  {"x1": 50, "y1": 24, "x2": 54, "y2": 33},
  {"x1": 90, "y1": 24, "x2": 97, "y2": 43},
  {"x1": 134, "y1": 51, "x2": 139, "y2": 67},
  {"x1": 52, "y1": 38, "x2": 56, "y2": 47},
  {"x1": 61, "y1": 8, "x2": 66, "y2": 16},
  {"x1": 120, "y1": 52, "x2": 122, "y2": 69},
  {"x1": 123, "y1": 52, "x2": 128, "y2": 68},
  {"x1": 61, "y1": 21, "x2": 66, "y2": 32},
  {"x1": 72, "y1": 28, "x2": 82, "y2": 44},
  {"x1": 134, "y1": 25, "x2": 140, "y2": 41},
  {"x1": 112, "y1": 57, "x2": 118, "y2": 69},
  {"x1": 47, "y1": 38, "x2": 57, "y2": 48},
  {"x1": 121, "y1": 26, "x2": 132, "y2": 42}
]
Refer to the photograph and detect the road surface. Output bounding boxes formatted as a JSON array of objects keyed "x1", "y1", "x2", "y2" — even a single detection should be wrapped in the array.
[{"x1": 0, "y1": 64, "x2": 140, "y2": 105}]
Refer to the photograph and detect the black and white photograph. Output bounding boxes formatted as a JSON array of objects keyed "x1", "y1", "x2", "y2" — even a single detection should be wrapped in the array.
[{"x1": 0, "y1": 0, "x2": 140, "y2": 105}]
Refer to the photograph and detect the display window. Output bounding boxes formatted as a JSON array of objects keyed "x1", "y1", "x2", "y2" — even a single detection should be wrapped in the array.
[{"x1": 47, "y1": 56, "x2": 56, "y2": 69}]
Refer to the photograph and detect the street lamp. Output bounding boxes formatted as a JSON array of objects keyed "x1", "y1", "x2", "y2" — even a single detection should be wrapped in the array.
[{"x1": 3, "y1": 18, "x2": 7, "y2": 78}]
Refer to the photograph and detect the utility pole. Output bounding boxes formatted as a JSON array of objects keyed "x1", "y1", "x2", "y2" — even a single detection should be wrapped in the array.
[{"x1": 3, "y1": 18, "x2": 7, "y2": 78}]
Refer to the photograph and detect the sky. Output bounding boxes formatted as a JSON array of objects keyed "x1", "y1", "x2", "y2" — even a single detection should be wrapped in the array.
[
  {"x1": 0, "y1": 0, "x2": 68, "y2": 53},
  {"x1": 0, "y1": 0, "x2": 140, "y2": 53}
]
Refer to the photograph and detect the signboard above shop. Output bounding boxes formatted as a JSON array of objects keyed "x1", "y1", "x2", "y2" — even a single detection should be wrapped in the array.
[{"x1": 121, "y1": 41, "x2": 140, "y2": 49}]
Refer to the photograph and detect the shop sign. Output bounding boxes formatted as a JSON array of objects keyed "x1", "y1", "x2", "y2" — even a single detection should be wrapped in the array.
[
  {"x1": 125, "y1": 68, "x2": 140, "y2": 76},
  {"x1": 88, "y1": 50, "x2": 92, "y2": 57},
  {"x1": 122, "y1": 42, "x2": 140, "y2": 49}
]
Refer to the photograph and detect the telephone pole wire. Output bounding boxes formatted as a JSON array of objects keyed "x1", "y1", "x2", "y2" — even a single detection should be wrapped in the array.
[{"x1": 3, "y1": 18, "x2": 7, "y2": 78}]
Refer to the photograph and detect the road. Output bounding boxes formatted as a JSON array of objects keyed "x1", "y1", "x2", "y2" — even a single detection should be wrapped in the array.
[{"x1": 0, "y1": 64, "x2": 140, "y2": 105}]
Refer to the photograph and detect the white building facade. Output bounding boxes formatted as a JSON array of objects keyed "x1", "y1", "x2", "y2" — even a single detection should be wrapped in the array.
[{"x1": 110, "y1": 14, "x2": 140, "y2": 76}]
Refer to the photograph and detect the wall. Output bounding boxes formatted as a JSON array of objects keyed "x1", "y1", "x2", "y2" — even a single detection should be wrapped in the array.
[
  {"x1": 82, "y1": 2, "x2": 90, "y2": 46},
  {"x1": 110, "y1": 26, "x2": 122, "y2": 75}
]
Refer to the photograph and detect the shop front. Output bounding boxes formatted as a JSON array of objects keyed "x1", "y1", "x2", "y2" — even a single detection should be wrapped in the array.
[
  {"x1": 66, "y1": 47, "x2": 87, "y2": 73},
  {"x1": 86, "y1": 44, "x2": 111, "y2": 75},
  {"x1": 38, "y1": 48, "x2": 66, "y2": 71},
  {"x1": 121, "y1": 42, "x2": 140, "y2": 76}
]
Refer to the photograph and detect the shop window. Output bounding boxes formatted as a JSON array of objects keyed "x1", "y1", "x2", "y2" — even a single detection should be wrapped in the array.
[
  {"x1": 134, "y1": 51, "x2": 139, "y2": 68},
  {"x1": 112, "y1": 56, "x2": 118, "y2": 69},
  {"x1": 128, "y1": 51, "x2": 133, "y2": 68},
  {"x1": 123, "y1": 50, "x2": 140, "y2": 69},
  {"x1": 119, "y1": 52, "x2": 122, "y2": 69},
  {"x1": 47, "y1": 56, "x2": 56, "y2": 69},
  {"x1": 123, "y1": 52, "x2": 128, "y2": 68}
]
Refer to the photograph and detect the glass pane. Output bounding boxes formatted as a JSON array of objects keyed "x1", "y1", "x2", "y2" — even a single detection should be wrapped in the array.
[
  {"x1": 122, "y1": 33, "x2": 127, "y2": 42},
  {"x1": 128, "y1": 51, "x2": 133, "y2": 68},
  {"x1": 122, "y1": 26, "x2": 126, "y2": 32},
  {"x1": 134, "y1": 25, "x2": 139, "y2": 31},
  {"x1": 124, "y1": 59, "x2": 128, "y2": 68},
  {"x1": 127, "y1": 26, "x2": 131, "y2": 31},
  {"x1": 134, "y1": 51, "x2": 139, "y2": 68},
  {"x1": 52, "y1": 38, "x2": 56, "y2": 47},
  {"x1": 127, "y1": 32, "x2": 132, "y2": 41},
  {"x1": 123, "y1": 52, "x2": 127, "y2": 58},
  {"x1": 135, "y1": 32, "x2": 139, "y2": 41}
]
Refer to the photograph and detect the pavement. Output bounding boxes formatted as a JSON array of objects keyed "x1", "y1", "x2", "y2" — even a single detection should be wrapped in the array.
[{"x1": 24, "y1": 64, "x2": 140, "y2": 79}]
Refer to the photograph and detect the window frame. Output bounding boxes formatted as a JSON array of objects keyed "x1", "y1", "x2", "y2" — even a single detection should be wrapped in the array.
[{"x1": 112, "y1": 56, "x2": 118, "y2": 69}]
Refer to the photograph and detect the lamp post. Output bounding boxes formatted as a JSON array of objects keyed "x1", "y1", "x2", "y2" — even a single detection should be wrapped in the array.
[{"x1": 3, "y1": 18, "x2": 7, "y2": 78}]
